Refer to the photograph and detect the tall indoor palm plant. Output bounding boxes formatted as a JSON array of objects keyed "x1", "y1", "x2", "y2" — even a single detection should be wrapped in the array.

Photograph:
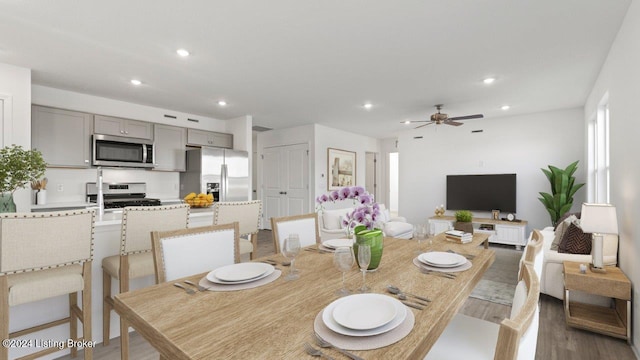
[{"x1": 538, "y1": 160, "x2": 584, "y2": 226}]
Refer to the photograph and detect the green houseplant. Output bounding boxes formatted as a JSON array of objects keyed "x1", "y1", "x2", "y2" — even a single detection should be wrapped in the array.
[
  {"x1": 538, "y1": 160, "x2": 585, "y2": 226},
  {"x1": 453, "y1": 210, "x2": 473, "y2": 233},
  {"x1": 0, "y1": 145, "x2": 47, "y2": 212}
]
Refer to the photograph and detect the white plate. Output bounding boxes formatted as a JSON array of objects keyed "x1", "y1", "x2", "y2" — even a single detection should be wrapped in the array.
[
  {"x1": 322, "y1": 238, "x2": 353, "y2": 249},
  {"x1": 332, "y1": 294, "x2": 397, "y2": 330},
  {"x1": 206, "y1": 263, "x2": 273, "y2": 284},
  {"x1": 419, "y1": 252, "x2": 466, "y2": 268},
  {"x1": 322, "y1": 294, "x2": 406, "y2": 337}
]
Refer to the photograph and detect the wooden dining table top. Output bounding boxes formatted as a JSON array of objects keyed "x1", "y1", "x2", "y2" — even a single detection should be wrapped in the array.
[{"x1": 114, "y1": 233, "x2": 494, "y2": 360}]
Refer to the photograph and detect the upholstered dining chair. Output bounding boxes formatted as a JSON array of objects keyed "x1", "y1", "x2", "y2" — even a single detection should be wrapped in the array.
[
  {"x1": 271, "y1": 213, "x2": 320, "y2": 254},
  {"x1": 521, "y1": 229, "x2": 544, "y2": 281},
  {"x1": 424, "y1": 262, "x2": 540, "y2": 360},
  {"x1": 102, "y1": 204, "x2": 189, "y2": 360},
  {"x1": 152, "y1": 223, "x2": 240, "y2": 283},
  {"x1": 0, "y1": 210, "x2": 95, "y2": 360},
  {"x1": 213, "y1": 200, "x2": 261, "y2": 259}
]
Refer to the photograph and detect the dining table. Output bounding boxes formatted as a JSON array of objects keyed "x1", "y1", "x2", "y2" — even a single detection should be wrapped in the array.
[{"x1": 114, "y1": 232, "x2": 494, "y2": 359}]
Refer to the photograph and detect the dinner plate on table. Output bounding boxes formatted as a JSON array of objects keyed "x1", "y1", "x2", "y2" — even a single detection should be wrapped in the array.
[
  {"x1": 419, "y1": 252, "x2": 466, "y2": 268},
  {"x1": 322, "y1": 238, "x2": 353, "y2": 249},
  {"x1": 206, "y1": 263, "x2": 274, "y2": 284},
  {"x1": 322, "y1": 294, "x2": 406, "y2": 337}
]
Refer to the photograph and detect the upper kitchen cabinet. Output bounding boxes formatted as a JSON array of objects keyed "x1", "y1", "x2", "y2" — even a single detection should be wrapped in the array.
[
  {"x1": 94, "y1": 114, "x2": 153, "y2": 140},
  {"x1": 153, "y1": 124, "x2": 186, "y2": 171},
  {"x1": 32, "y1": 105, "x2": 93, "y2": 168},
  {"x1": 186, "y1": 128, "x2": 233, "y2": 149}
]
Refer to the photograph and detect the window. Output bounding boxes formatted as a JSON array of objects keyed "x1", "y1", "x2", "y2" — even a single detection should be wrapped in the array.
[{"x1": 588, "y1": 94, "x2": 610, "y2": 203}]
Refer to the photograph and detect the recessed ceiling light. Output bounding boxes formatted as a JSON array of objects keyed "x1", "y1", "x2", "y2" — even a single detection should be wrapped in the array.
[
  {"x1": 363, "y1": 103, "x2": 373, "y2": 110},
  {"x1": 176, "y1": 49, "x2": 190, "y2": 57},
  {"x1": 501, "y1": 105, "x2": 510, "y2": 110},
  {"x1": 483, "y1": 77, "x2": 496, "y2": 84},
  {"x1": 130, "y1": 79, "x2": 142, "y2": 86},
  {"x1": 217, "y1": 100, "x2": 227, "y2": 107}
]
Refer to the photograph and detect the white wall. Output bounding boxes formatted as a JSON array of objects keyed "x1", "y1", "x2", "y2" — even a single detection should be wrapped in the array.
[
  {"x1": 584, "y1": 1, "x2": 640, "y2": 354},
  {"x1": 397, "y1": 108, "x2": 586, "y2": 231},
  {"x1": 0, "y1": 63, "x2": 31, "y2": 211}
]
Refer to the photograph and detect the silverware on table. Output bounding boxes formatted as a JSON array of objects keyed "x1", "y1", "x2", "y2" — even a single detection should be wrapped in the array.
[
  {"x1": 313, "y1": 332, "x2": 364, "y2": 360},
  {"x1": 184, "y1": 280, "x2": 208, "y2": 291},
  {"x1": 401, "y1": 301, "x2": 424, "y2": 310},
  {"x1": 419, "y1": 269, "x2": 457, "y2": 279},
  {"x1": 447, "y1": 249, "x2": 475, "y2": 260},
  {"x1": 304, "y1": 342, "x2": 335, "y2": 359},
  {"x1": 396, "y1": 293, "x2": 429, "y2": 306},
  {"x1": 173, "y1": 283, "x2": 196, "y2": 294},
  {"x1": 386, "y1": 285, "x2": 431, "y2": 303}
]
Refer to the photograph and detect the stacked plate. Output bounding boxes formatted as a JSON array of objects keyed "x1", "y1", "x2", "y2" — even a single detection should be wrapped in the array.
[
  {"x1": 320, "y1": 238, "x2": 353, "y2": 251},
  {"x1": 322, "y1": 294, "x2": 407, "y2": 337},
  {"x1": 206, "y1": 262, "x2": 275, "y2": 285},
  {"x1": 416, "y1": 251, "x2": 471, "y2": 272}
]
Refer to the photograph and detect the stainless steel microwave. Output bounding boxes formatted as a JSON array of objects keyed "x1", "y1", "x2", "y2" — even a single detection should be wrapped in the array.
[{"x1": 92, "y1": 134, "x2": 155, "y2": 168}]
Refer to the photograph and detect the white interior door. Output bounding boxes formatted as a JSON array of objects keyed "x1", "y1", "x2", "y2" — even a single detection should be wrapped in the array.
[{"x1": 262, "y1": 143, "x2": 309, "y2": 229}]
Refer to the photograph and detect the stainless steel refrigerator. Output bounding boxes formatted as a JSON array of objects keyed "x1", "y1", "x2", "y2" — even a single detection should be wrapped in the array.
[{"x1": 179, "y1": 147, "x2": 249, "y2": 202}]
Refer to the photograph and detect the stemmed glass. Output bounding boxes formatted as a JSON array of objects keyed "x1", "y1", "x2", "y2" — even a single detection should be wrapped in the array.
[
  {"x1": 414, "y1": 224, "x2": 427, "y2": 254},
  {"x1": 282, "y1": 234, "x2": 301, "y2": 281},
  {"x1": 333, "y1": 247, "x2": 354, "y2": 296},
  {"x1": 357, "y1": 244, "x2": 371, "y2": 293}
]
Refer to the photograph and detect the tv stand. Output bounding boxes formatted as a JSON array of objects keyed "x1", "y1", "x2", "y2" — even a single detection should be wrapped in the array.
[{"x1": 428, "y1": 216, "x2": 528, "y2": 250}]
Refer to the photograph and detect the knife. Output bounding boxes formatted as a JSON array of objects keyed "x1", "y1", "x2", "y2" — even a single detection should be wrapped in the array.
[{"x1": 401, "y1": 301, "x2": 424, "y2": 310}]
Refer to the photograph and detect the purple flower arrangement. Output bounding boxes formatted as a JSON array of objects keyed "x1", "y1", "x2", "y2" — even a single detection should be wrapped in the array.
[{"x1": 316, "y1": 186, "x2": 382, "y2": 232}]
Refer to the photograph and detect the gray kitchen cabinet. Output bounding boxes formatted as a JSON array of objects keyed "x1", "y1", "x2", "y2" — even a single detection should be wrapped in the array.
[
  {"x1": 32, "y1": 105, "x2": 93, "y2": 168},
  {"x1": 94, "y1": 114, "x2": 153, "y2": 139},
  {"x1": 186, "y1": 128, "x2": 233, "y2": 148},
  {"x1": 153, "y1": 124, "x2": 186, "y2": 171}
]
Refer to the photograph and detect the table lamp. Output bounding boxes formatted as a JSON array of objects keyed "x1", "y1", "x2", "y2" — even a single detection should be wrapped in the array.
[{"x1": 580, "y1": 203, "x2": 618, "y2": 273}]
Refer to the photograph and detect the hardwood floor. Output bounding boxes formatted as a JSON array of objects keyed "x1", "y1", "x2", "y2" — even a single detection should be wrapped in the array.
[{"x1": 55, "y1": 231, "x2": 636, "y2": 359}]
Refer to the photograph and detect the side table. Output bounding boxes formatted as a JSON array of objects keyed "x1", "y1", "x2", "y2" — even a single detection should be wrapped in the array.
[{"x1": 563, "y1": 261, "x2": 631, "y2": 342}]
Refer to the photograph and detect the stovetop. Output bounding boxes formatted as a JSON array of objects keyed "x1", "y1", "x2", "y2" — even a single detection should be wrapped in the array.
[{"x1": 86, "y1": 182, "x2": 161, "y2": 209}]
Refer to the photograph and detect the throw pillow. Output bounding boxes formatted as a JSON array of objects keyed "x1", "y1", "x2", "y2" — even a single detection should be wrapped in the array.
[
  {"x1": 322, "y1": 208, "x2": 350, "y2": 230},
  {"x1": 554, "y1": 212, "x2": 581, "y2": 230},
  {"x1": 551, "y1": 215, "x2": 576, "y2": 251},
  {"x1": 558, "y1": 223, "x2": 592, "y2": 255}
]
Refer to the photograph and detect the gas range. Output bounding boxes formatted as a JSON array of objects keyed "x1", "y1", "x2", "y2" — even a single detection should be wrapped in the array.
[{"x1": 86, "y1": 182, "x2": 161, "y2": 210}]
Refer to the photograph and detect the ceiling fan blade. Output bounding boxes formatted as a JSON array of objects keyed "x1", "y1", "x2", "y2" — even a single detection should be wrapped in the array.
[
  {"x1": 445, "y1": 120, "x2": 464, "y2": 126},
  {"x1": 400, "y1": 120, "x2": 429, "y2": 124},
  {"x1": 414, "y1": 122, "x2": 434, "y2": 129},
  {"x1": 448, "y1": 114, "x2": 484, "y2": 121}
]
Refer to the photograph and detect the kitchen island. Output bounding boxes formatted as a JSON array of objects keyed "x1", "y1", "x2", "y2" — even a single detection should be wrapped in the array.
[{"x1": 9, "y1": 208, "x2": 214, "y2": 360}]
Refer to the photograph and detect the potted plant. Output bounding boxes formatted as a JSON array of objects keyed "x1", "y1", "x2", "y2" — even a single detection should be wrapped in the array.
[
  {"x1": 538, "y1": 161, "x2": 585, "y2": 226},
  {"x1": 0, "y1": 145, "x2": 47, "y2": 212},
  {"x1": 453, "y1": 210, "x2": 473, "y2": 233}
]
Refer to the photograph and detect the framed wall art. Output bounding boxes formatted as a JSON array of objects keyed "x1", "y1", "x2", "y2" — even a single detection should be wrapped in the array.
[{"x1": 327, "y1": 148, "x2": 356, "y2": 190}]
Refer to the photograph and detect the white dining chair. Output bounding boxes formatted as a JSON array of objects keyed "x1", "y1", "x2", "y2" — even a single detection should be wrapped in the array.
[
  {"x1": 102, "y1": 204, "x2": 189, "y2": 360},
  {"x1": 152, "y1": 223, "x2": 240, "y2": 283},
  {"x1": 271, "y1": 213, "x2": 320, "y2": 254},
  {"x1": 213, "y1": 200, "x2": 261, "y2": 259},
  {"x1": 424, "y1": 262, "x2": 540, "y2": 360},
  {"x1": 0, "y1": 210, "x2": 95, "y2": 360}
]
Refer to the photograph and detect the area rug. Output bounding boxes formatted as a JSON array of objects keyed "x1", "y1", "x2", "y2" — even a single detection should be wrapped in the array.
[{"x1": 469, "y1": 245, "x2": 522, "y2": 306}]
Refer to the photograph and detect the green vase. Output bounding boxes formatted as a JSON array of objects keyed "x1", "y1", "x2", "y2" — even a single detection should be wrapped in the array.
[
  {"x1": 353, "y1": 225, "x2": 384, "y2": 271},
  {"x1": 0, "y1": 193, "x2": 16, "y2": 213}
]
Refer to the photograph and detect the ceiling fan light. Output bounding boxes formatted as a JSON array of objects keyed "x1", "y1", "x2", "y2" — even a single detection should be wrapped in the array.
[{"x1": 404, "y1": 120, "x2": 411, "y2": 124}]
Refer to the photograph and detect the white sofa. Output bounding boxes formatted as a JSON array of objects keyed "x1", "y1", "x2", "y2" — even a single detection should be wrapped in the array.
[
  {"x1": 524, "y1": 226, "x2": 617, "y2": 305},
  {"x1": 318, "y1": 204, "x2": 413, "y2": 241}
]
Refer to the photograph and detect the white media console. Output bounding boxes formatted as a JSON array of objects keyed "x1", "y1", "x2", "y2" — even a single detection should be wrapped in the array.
[{"x1": 428, "y1": 215, "x2": 528, "y2": 249}]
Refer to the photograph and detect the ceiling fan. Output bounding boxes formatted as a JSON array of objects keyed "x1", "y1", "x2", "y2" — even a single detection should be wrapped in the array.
[{"x1": 403, "y1": 104, "x2": 484, "y2": 129}]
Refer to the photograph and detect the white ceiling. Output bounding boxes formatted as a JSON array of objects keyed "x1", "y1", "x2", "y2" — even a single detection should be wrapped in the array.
[{"x1": 0, "y1": 0, "x2": 631, "y2": 138}]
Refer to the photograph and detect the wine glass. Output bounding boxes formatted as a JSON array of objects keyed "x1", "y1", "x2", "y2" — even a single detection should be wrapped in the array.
[
  {"x1": 282, "y1": 234, "x2": 301, "y2": 281},
  {"x1": 357, "y1": 244, "x2": 371, "y2": 293},
  {"x1": 426, "y1": 224, "x2": 435, "y2": 246},
  {"x1": 333, "y1": 247, "x2": 354, "y2": 296}
]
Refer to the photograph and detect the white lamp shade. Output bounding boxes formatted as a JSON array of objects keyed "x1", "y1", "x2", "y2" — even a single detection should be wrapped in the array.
[{"x1": 580, "y1": 203, "x2": 618, "y2": 234}]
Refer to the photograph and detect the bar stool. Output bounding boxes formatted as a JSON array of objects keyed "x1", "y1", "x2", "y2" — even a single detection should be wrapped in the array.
[
  {"x1": 102, "y1": 204, "x2": 189, "y2": 360},
  {"x1": 0, "y1": 210, "x2": 95, "y2": 360}
]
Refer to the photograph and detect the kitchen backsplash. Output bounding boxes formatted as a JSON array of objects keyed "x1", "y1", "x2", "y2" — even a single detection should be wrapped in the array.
[{"x1": 42, "y1": 168, "x2": 180, "y2": 204}]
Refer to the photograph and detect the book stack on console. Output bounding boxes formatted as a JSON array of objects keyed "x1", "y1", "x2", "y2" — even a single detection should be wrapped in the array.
[{"x1": 445, "y1": 230, "x2": 473, "y2": 244}]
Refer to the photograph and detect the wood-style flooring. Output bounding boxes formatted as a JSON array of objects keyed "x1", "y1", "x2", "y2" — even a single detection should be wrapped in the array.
[{"x1": 55, "y1": 231, "x2": 637, "y2": 360}]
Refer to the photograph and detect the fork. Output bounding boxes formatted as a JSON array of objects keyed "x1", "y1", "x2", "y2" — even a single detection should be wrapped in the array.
[
  {"x1": 173, "y1": 283, "x2": 196, "y2": 294},
  {"x1": 303, "y1": 342, "x2": 335, "y2": 360},
  {"x1": 184, "y1": 280, "x2": 208, "y2": 291},
  {"x1": 313, "y1": 332, "x2": 364, "y2": 360}
]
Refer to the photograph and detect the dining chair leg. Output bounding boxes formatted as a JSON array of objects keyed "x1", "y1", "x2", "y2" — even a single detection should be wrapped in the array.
[
  {"x1": 0, "y1": 276, "x2": 9, "y2": 360},
  {"x1": 119, "y1": 256, "x2": 130, "y2": 360},
  {"x1": 82, "y1": 262, "x2": 93, "y2": 360},
  {"x1": 250, "y1": 233, "x2": 258, "y2": 260},
  {"x1": 69, "y1": 292, "x2": 78, "y2": 358},
  {"x1": 102, "y1": 269, "x2": 111, "y2": 346}
]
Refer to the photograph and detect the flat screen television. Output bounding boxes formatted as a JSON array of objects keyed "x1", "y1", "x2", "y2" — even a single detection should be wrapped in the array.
[{"x1": 446, "y1": 174, "x2": 517, "y2": 213}]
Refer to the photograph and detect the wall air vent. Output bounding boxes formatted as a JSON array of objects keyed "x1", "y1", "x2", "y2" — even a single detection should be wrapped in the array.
[
  {"x1": 471, "y1": 130, "x2": 483, "y2": 133},
  {"x1": 187, "y1": 118, "x2": 200, "y2": 123},
  {"x1": 252, "y1": 125, "x2": 272, "y2": 132},
  {"x1": 163, "y1": 114, "x2": 177, "y2": 119},
  {"x1": 413, "y1": 136, "x2": 423, "y2": 139}
]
